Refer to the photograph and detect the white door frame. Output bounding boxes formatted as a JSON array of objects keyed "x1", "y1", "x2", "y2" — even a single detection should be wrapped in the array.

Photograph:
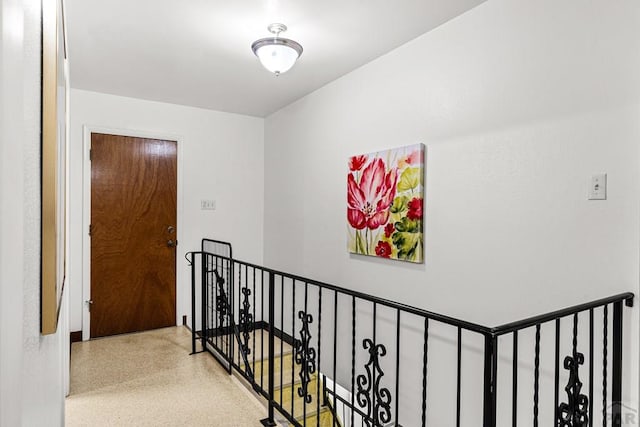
[{"x1": 81, "y1": 125, "x2": 184, "y2": 341}]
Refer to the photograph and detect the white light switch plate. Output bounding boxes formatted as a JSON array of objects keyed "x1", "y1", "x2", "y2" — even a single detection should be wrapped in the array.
[
  {"x1": 588, "y1": 174, "x2": 606, "y2": 200},
  {"x1": 201, "y1": 199, "x2": 216, "y2": 210}
]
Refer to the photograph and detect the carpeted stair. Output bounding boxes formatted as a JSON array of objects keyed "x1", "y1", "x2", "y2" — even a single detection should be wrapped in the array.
[{"x1": 235, "y1": 330, "x2": 342, "y2": 427}]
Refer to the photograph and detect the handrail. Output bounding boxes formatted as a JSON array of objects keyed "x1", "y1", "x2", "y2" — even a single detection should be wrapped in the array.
[
  {"x1": 185, "y1": 251, "x2": 492, "y2": 335},
  {"x1": 187, "y1": 251, "x2": 636, "y2": 338},
  {"x1": 491, "y1": 292, "x2": 634, "y2": 336}
]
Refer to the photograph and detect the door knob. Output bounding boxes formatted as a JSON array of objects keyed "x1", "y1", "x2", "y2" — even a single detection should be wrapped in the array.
[
  {"x1": 167, "y1": 226, "x2": 175, "y2": 234},
  {"x1": 167, "y1": 239, "x2": 177, "y2": 248}
]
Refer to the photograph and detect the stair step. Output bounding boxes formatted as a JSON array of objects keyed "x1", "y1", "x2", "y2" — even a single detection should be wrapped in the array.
[
  {"x1": 274, "y1": 375, "x2": 326, "y2": 419},
  {"x1": 230, "y1": 330, "x2": 294, "y2": 364},
  {"x1": 292, "y1": 407, "x2": 337, "y2": 427},
  {"x1": 254, "y1": 351, "x2": 296, "y2": 383},
  {"x1": 209, "y1": 330, "x2": 341, "y2": 427}
]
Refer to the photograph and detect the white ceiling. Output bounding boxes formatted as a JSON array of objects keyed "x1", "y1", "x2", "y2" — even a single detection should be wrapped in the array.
[{"x1": 66, "y1": 0, "x2": 486, "y2": 117}]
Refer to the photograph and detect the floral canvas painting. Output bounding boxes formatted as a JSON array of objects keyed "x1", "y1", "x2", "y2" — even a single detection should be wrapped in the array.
[{"x1": 347, "y1": 143, "x2": 425, "y2": 263}]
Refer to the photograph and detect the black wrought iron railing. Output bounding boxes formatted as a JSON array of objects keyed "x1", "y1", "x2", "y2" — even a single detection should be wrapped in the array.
[
  {"x1": 185, "y1": 241, "x2": 634, "y2": 427},
  {"x1": 190, "y1": 239, "x2": 235, "y2": 374}
]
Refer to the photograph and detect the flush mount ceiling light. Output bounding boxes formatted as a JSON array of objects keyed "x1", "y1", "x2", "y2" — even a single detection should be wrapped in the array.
[{"x1": 251, "y1": 23, "x2": 303, "y2": 76}]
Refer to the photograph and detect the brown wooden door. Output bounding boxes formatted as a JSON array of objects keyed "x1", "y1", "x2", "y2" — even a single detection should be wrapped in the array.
[{"x1": 90, "y1": 133, "x2": 177, "y2": 338}]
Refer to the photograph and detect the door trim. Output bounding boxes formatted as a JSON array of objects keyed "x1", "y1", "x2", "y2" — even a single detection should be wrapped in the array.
[{"x1": 81, "y1": 125, "x2": 184, "y2": 341}]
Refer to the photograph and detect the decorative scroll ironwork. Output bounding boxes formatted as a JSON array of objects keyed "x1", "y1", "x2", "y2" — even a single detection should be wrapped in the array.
[
  {"x1": 356, "y1": 338, "x2": 392, "y2": 426},
  {"x1": 557, "y1": 352, "x2": 589, "y2": 426},
  {"x1": 214, "y1": 272, "x2": 227, "y2": 330},
  {"x1": 239, "y1": 286, "x2": 253, "y2": 356},
  {"x1": 295, "y1": 310, "x2": 316, "y2": 403}
]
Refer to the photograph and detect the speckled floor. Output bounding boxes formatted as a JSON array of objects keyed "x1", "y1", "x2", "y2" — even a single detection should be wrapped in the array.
[{"x1": 65, "y1": 326, "x2": 269, "y2": 426}]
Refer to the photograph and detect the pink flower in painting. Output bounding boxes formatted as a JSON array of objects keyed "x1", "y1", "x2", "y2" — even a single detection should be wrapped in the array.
[
  {"x1": 406, "y1": 149, "x2": 422, "y2": 165},
  {"x1": 384, "y1": 223, "x2": 395, "y2": 238},
  {"x1": 407, "y1": 197, "x2": 423, "y2": 220},
  {"x1": 398, "y1": 149, "x2": 423, "y2": 168},
  {"x1": 375, "y1": 241, "x2": 392, "y2": 258},
  {"x1": 349, "y1": 155, "x2": 368, "y2": 172},
  {"x1": 347, "y1": 158, "x2": 398, "y2": 230}
]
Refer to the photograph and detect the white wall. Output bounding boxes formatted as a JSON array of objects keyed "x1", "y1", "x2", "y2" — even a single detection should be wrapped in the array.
[
  {"x1": 1, "y1": 0, "x2": 68, "y2": 425},
  {"x1": 0, "y1": 0, "x2": 26, "y2": 423},
  {"x1": 264, "y1": 0, "x2": 640, "y2": 423},
  {"x1": 68, "y1": 89, "x2": 265, "y2": 333}
]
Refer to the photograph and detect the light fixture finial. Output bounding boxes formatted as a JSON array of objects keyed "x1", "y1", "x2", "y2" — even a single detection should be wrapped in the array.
[{"x1": 267, "y1": 23, "x2": 287, "y2": 35}]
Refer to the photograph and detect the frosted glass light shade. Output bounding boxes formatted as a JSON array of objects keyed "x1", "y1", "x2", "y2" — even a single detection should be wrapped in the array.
[{"x1": 251, "y1": 37, "x2": 303, "y2": 76}]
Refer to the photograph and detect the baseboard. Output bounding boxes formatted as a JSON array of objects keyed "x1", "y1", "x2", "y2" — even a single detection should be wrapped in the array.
[
  {"x1": 267, "y1": 323, "x2": 296, "y2": 346},
  {"x1": 70, "y1": 331, "x2": 83, "y2": 343},
  {"x1": 69, "y1": 331, "x2": 82, "y2": 357}
]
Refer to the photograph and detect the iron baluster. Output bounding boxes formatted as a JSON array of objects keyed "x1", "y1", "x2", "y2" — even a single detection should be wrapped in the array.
[
  {"x1": 456, "y1": 327, "x2": 462, "y2": 427},
  {"x1": 557, "y1": 314, "x2": 589, "y2": 426},
  {"x1": 239, "y1": 285, "x2": 253, "y2": 357},
  {"x1": 534, "y1": 324, "x2": 541, "y2": 427},
  {"x1": 351, "y1": 296, "x2": 356, "y2": 427},
  {"x1": 483, "y1": 334, "x2": 497, "y2": 427},
  {"x1": 216, "y1": 271, "x2": 227, "y2": 332},
  {"x1": 555, "y1": 319, "x2": 561, "y2": 425},
  {"x1": 260, "y1": 269, "x2": 264, "y2": 390},
  {"x1": 230, "y1": 260, "x2": 235, "y2": 373},
  {"x1": 252, "y1": 267, "x2": 256, "y2": 384},
  {"x1": 280, "y1": 276, "x2": 284, "y2": 407},
  {"x1": 213, "y1": 258, "x2": 219, "y2": 342},
  {"x1": 291, "y1": 279, "x2": 296, "y2": 418},
  {"x1": 260, "y1": 271, "x2": 276, "y2": 427},
  {"x1": 356, "y1": 338, "x2": 392, "y2": 426},
  {"x1": 589, "y1": 309, "x2": 594, "y2": 427},
  {"x1": 317, "y1": 287, "x2": 322, "y2": 427},
  {"x1": 491, "y1": 336, "x2": 498, "y2": 427},
  {"x1": 394, "y1": 309, "x2": 400, "y2": 427},
  {"x1": 201, "y1": 252, "x2": 207, "y2": 350},
  {"x1": 603, "y1": 305, "x2": 608, "y2": 427},
  {"x1": 304, "y1": 282, "x2": 309, "y2": 423},
  {"x1": 372, "y1": 302, "x2": 377, "y2": 425},
  {"x1": 213, "y1": 256, "x2": 218, "y2": 353},
  {"x1": 214, "y1": 261, "x2": 227, "y2": 358},
  {"x1": 332, "y1": 290, "x2": 338, "y2": 427},
  {"x1": 557, "y1": 354, "x2": 589, "y2": 426},
  {"x1": 238, "y1": 264, "x2": 242, "y2": 367},
  {"x1": 295, "y1": 311, "x2": 317, "y2": 404},
  {"x1": 189, "y1": 252, "x2": 197, "y2": 354},
  {"x1": 422, "y1": 317, "x2": 429, "y2": 427},
  {"x1": 612, "y1": 301, "x2": 624, "y2": 427},
  {"x1": 228, "y1": 259, "x2": 233, "y2": 374},
  {"x1": 512, "y1": 331, "x2": 518, "y2": 427}
]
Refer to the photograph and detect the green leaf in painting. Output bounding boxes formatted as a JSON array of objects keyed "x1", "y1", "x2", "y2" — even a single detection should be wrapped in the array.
[
  {"x1": 397, "y1": 167, "x2": 422, "y2": 192},
  {"x1": 355, "y1": 229, "x2": 365, "y2": 254},
  {"x1": 392, "y1": 216, "x2": 423, "y2": 260},
  {"x1": 390, "y1": 196, "x2": 409, "y2": 214},
  {"x1": 392, "y1": 231, "x2": 422, "y2": 260},
  {"x1": 394, "y1": 217, "x2": 420, "y2": 233}
]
